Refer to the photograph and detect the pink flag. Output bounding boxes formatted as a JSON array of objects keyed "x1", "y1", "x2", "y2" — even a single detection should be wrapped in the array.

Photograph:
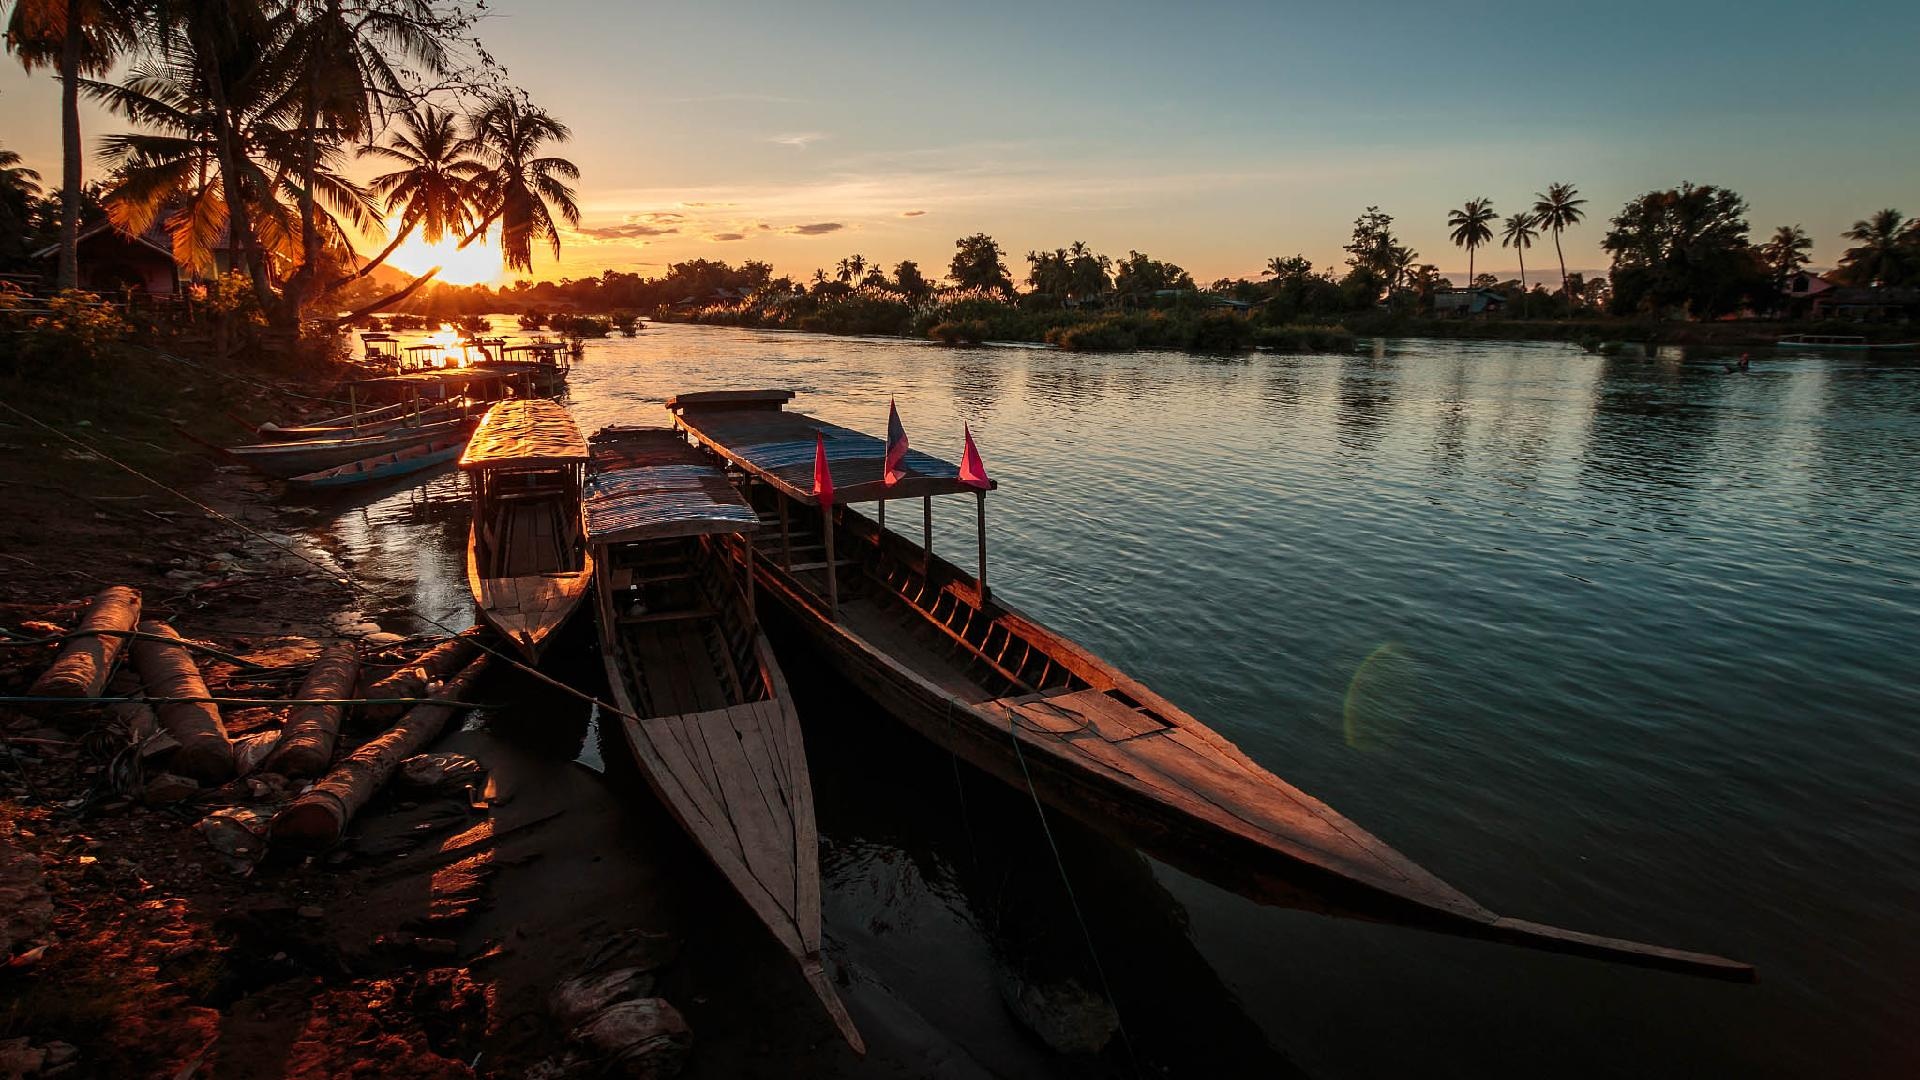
[
  {"x1": 958, "y1": 425, "x2": 990, "y2": 490},
  {"x1": 883, "y1": 397, "x2": 908, "y2": 486},
  {"x1": 812, "y1": 430, "x2": 835, "y2": 504}
]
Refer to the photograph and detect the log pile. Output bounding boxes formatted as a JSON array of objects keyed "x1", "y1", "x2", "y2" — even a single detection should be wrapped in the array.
[
  {"x1": 27, "y1": 586, "x2": 140, "y2": 698},
  {"x1": 130, "y1": 621, "x2": 234, "y2": 783}
]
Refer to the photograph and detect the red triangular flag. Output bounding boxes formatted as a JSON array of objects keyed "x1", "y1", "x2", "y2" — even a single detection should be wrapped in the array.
[
  {"x1": 811, "y1": 430, "x2": 835, "y2": 504},
  {"x1": 958, "y1": 425, "x2": 990, "y2": 489},
  {"x1": 883, "y1": 397, "x2": 908, "y2": 486}
]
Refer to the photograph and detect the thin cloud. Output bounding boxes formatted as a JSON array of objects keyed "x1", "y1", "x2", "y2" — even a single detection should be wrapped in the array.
[
  {"x1": 769, "y1": 132, "x2": 827, "y2": 149},
  {"x1": 576, "y1": 223, "x2": 680, "y2": 240},
  {"x1": 901, "y1": 209, "x2": 927, "y2": 217},
  {"x1": 785, "y1": 222, "x2": 845, "y2": 236},
  {"x1": 708, "y1": 232, "x2": 746, "y2": 242}
]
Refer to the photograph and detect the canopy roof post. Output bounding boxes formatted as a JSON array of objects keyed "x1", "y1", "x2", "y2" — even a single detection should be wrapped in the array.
[
  {"x1": 779, "y1": 493, "x2": 792, "y2": 570},
  {"x1": 975, "y1": 490, "x2": 988, "y2": 603},
  {"x1": 922, "y1": 496, "x2": 933, "y2": 563},
  {"x1": 877, "y1": 499, "x2": 885, "y2": 530},
  {"x1": 823, "y1": 501, "x2": 838, "y2": 619}
]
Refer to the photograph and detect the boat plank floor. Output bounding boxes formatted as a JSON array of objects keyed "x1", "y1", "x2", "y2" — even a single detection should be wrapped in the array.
[{"x1": 694, "y1": 705, "x2": 799, "y2": 917}]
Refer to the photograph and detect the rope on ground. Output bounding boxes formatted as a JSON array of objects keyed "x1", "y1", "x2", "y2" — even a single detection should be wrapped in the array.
[
  {"x1": 0, "y1": 694, "x2": 495, "y2": 709},
  {"x1": 996, "y1": 703, "x2": 1141, "y2": 1077},
  {"x1": 0, "y1": 627, "x2": 274, "y2": 670},
  {"x1": 0, "y1": 397, "x2": 644, "y2": 727}
]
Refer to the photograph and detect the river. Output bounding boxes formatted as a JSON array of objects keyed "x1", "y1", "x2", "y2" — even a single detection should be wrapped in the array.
[{"x1": 310, "y1": 322, "x2": 1920, "y2": 1078}]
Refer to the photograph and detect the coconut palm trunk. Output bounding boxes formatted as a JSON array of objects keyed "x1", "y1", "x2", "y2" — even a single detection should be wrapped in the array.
[
  {"x1": 1553, "y1": 230, "x2": 1568, "y2": 313},
  {"x1": 55, "y1": 0, "x2": 81, "y2": 289},
  {"x1": 195, "y1": 38, "x2": 274, "y2": 313}
]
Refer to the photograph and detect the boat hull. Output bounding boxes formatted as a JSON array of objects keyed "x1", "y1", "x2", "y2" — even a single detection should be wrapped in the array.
[
  {"x1": 465, "y1": 530, "x2": 592, "y2": 664},
  {"x1": 287, "y1": 438, "x2": 465, "y2": 489},
  {"x1": 229, "y1": 418, "x2": 473, "y2": 478}
]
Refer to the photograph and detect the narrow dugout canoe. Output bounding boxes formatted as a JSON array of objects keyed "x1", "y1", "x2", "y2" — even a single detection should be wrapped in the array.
[
  {"x1": 584, "y1": 425, "x2": 861, "y2": 1051},
  {"x1": 227, "y1": 416, "x2": 473, "y2": 478},
  {"x1": 668, "y1": 389, "x2": 1754, "y2": 983},
  {"x1": 286, "y1": 436, "x2": 467, "y2": 489}
]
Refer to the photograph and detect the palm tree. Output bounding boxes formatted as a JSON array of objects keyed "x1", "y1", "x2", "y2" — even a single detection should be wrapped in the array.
[
  {"x1": 1447, "y1": 197, "x2": 1497, "y2": 287},
  {"x1": 1501, "y1": 212, "x2": 1538, "y2": 293},
  {"x1": 0, "y1": 146, "x2": 43, "y2": 259},
  {"x1": 5, "y1": 0, "x2": 135, "y2": 289},
  {"x1": 458, "y1": 95, "x2": 580, "y2": 274},
  {"x1": 1531, "y1": 182, "x2": 1586, "y2": 308},
  {"x1": 1759, "y1": 224, "x2": 1812, "y2": 287},
  {"x1": 336, "y1": 105, "x2": 479, "y2": 286},
  {"x1": 836, "y1": 253, "x2": 866, "y2": 284},
  {"x1": 1838, "y1": 209, "x2": 1911, "y2": 286}
]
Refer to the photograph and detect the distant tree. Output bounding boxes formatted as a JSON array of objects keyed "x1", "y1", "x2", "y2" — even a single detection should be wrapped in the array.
[
  {"x1": 1531, "y1": 182, "x2": 1586, "y2": 309},
  {"x1": 1112, "y1": 249, "x2": 1193, "y2": 304},
  {"x1": 949, "y1": 232, "x2": 1013, "y2": 294},
  {"x1": 1601, "y1": 182, "x2": 1765, "y2": 317},
  {"x1": 1501, "y1": 212, "x2": 1539, "y2": 298},
  {"x1": 860, "y1": 262, "x2": 887, "y2": 288},
  {"x1": 6, "y1": 0, "x2": 136, "y2": 288},
  {"x1": 1065, "y1": 240, "x2": 1111, "y2": 302},
  {"x1": 1025, "y1": 247, "x2": 1070, "y2": 297},
  {"x1": 1342, "y1": 206, "x2": 1402, "y2": 293},
  {"x1": 835, "y1": 253, "x2": 867, "y2": 284},
  {"x1": 1836, "y1": 209, "x2": 1917, "y2": 286},
  {"x1": 892, "y1": 259, "x2": 931, "y2": 298},
  {"x1": 1447, "y1": 197, "x2": 1497, "y2": 287},
  {"x1": 1263, "y1": 254, "x2": 1313, "y2": 282},
  {"x1": 1758, "y1": 224, "x2": 1812, "y2": 289}
]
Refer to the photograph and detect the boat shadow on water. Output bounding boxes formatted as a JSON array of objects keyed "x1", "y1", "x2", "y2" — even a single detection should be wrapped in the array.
[{"x1": 775, "y1": 611, "x2": 1305, "y2": 1079}]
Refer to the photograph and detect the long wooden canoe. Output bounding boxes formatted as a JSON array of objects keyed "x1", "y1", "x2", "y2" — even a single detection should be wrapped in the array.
[
  {"x1": 286, "y1": 436, "x2": 467, "y2": 489},
  {"x1": 584, "y1": 426, "x2": 861, "y2": 1051},
  {"x1": 458, "y1": 400, "x2": 594, "y2": 664},
  {"x1": 257, "y1": 400, "x2": 467, "y2": 442},
  {"x1": 669, "y1": 390, "x2": 1754, "y2": 983},
  {"x1": 228, "y1": 416, "x2": 474, "y2": 478}
]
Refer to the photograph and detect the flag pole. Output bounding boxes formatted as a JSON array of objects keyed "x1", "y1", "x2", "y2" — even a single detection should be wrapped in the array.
[
  {"x1": 823, "y1": 498, "x2": 837, "y2": 619},
  {"x1": 975, "y1": 490, "x2": 988, "y2": 604}
]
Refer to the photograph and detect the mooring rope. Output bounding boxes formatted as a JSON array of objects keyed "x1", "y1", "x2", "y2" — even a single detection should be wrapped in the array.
[
  {"x1": 0, "y1": 627, "x2": 274, "y2": 670},
  {"x1": 0, "y1": 694, "x2": 492, "y2": 709},
  {"x1": 993, "y1": 702, "x2": 1142, "y2": 1077}
]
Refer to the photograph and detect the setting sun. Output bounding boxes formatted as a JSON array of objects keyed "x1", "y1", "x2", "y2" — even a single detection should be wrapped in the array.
[{"x1": 383, "y1": 220, "x2": 503, "y2": 286}]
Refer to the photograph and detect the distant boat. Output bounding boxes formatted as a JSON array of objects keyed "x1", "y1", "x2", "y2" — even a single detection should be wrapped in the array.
[
  {"x1": 583, "y1": 425, "x2": 861, "y2": 1052},
  {"x1": 669, "y1": 389, "x2": 1756, "y2": 983},
  {"x1": 1775, "y1": 334, "x2": 1919, "y2": 351},
  {"x1": 458, "y1": 399, "x2": 594, "y2": 664},
  {"x1": 227, "y1": 416, "x2": 475, "y2": 479},
  {"x1": 285, "y1": 436, "x2": 467, "y2": 490}
]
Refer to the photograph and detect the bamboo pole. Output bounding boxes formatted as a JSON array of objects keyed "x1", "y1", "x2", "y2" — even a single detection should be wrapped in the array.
[
  {"x1": 29, "y1": 586, "x2": 140, "y2": 698},
  {"x1": 877, "y1": 499, "x2": 885, "y2": 530},
  {"x1": 779, "y1": 494, "x2": 791, "y2": 570},
  {"x1": 270, "y1": 655, "x2": 489, "y2": 849},
  {"x1": 923, "y1": 496, "x2": 933, "y2": 562}
]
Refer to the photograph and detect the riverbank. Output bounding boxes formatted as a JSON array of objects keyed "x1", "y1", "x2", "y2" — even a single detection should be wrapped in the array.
[
  {"x1": 667, "y1": 300, "x2": 1913, "y2": 354},
  {"x1": 0, "y1": 346, "x2": 885, "y2": 1079}
]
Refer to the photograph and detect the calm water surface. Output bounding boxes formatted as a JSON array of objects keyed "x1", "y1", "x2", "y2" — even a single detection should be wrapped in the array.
[{"x1": 316, "y1": 323, "x2": 1920, "y2": 1078}]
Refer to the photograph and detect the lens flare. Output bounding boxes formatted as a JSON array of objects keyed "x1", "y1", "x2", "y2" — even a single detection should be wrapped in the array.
[{"x1": 1343, "y1": 641, "x2": 1418, "y2": 750}]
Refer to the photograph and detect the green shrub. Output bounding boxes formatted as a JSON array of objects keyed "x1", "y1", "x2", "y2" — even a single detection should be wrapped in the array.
[{"x1": 1047, "y1": 317, "x2": 1137, "y2": 351}]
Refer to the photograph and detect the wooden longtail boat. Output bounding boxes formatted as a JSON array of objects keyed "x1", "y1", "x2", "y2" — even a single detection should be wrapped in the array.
[
  {"x1": 227, "y1": 416, "x2": 474, "y2": 479},
  {"x1": 457, "y1": 400, "x2": 594, "y2": 664},
  {"x1": 1775, "y1": 333, "x2": 1919, "y2": 351},
  {"x1": 669, "y1": 390, "x2": 1754, "y2": 983},
  {"x1": 256, "y1": 399, "x2": 467, "y2": 442},
  {"x1": 285, "y1": 436, "x2": 467, "y2": 490},
  {"x1": 583, "y1": 426, "x2": 861, "y2": 1051}
]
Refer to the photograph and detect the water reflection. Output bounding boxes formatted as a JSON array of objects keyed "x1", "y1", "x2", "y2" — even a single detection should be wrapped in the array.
[{"x1": 1335, "y1": 352, "x2": 1396, "y2": 454}]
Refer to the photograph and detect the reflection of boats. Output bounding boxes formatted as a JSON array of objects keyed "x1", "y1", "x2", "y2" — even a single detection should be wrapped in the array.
[
  {"x1": 227, "y1": 415, "x2": 475, "y2": 479},
  {"x1": 1776, "y1": 334, "x2": 1919, "y2": 350},
  {"x1": 286, "y1": 436, "x2": 467, "y2": 489},
  {"x1": 670, "y1": 390, "x2": 1754, "y2": 982},
  {"x1": 583, "y1": 425, "x2": 861, "y2": 1052},
  {"x1": 458, "y1": 399, "x2": 594, "y2": 664}
]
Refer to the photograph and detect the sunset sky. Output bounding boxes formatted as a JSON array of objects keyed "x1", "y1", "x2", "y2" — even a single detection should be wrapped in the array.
[{"x1": 3, "y1": 0, "x2": 1916, "y2": 286}]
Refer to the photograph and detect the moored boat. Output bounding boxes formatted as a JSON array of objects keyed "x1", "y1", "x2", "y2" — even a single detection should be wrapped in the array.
[
  {"x1": 1776, "y1": 333, "x2": 1919, "y2": 350},
  {"x1": 227, "y1": 415, "x2": 475, "y2": 479},
  {"x1": 668, "y1": 389, "x2": 1755, "y2": 983},
  {"x1": 583, "y1": 425, "x2": 861, "y2": 1051},
  {"x1": 285, "y1": 436, "x2": 468, "y2": 489},
  {"x1": 457, "y1": 399, "x2": 594, "y2": 664},
  {"x1": 256, "y1": 399, "x2": 468, "y2": 442}
]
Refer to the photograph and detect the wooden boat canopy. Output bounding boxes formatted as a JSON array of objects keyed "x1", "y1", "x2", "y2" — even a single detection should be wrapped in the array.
[
  {"x1": 460, "y1": 399, "x2": 588, "y2": 470},
  {"x1": 585, "y1": 428, "x2": 760, "y2": 545},
  {"x1": 670, "y1": 389, "x2": 996, "y2": 505}
]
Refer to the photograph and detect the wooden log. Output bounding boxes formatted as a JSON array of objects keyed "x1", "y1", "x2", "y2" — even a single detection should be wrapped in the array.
[
  {"x1": 29, "y1": 586, "x2": 141, "y2": 698},
  {"x1": 130, "y1": 621, "x2": 232, "y2": 783},
  {"x1": 270, "y1": 656, "x2": 489, "y2": 849},
  {"x1": 263, "y1": 644, "x2": 359, "y2": 778},
  {"x1": 361, "y1": 630, "x2": 483, "y2": 722}
]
